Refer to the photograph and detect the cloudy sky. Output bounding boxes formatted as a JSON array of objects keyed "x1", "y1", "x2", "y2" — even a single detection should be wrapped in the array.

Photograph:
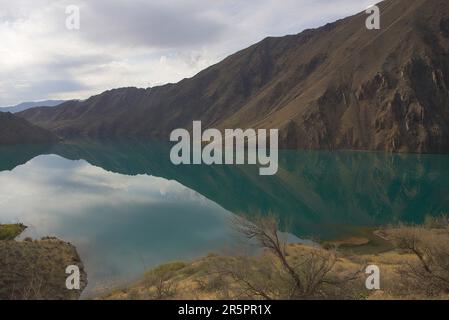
[{"x1": 0, "y1": 0, "x2": 374, "y2": 106}]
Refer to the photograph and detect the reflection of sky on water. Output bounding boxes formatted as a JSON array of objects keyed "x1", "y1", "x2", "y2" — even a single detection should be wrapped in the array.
[
  {"x1": 0, "y1": 155, "x2": 239, "y2": 296},
  {"x1": 4, "y1": 144, "x2": 448, "y2": 297}
]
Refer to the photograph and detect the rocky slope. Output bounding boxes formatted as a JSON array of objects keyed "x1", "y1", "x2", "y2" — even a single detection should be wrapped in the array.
[
  {"x1": 19, "y1": 0, "x2": 449, "y2": 153},
  {"x1": 0, "y1": 112, "x2": 59, "y2": 145}
]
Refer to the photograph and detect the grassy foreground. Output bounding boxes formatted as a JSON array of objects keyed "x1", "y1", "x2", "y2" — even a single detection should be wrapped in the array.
[
  {"x1": 101, "y1": 217, "x2": 449, "y2": 300},
  {"x1": 0, "y1": 224, "x2": 87, "y2": 300}
]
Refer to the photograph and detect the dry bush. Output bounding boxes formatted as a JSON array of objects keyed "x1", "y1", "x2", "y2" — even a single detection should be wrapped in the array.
[
  {"x1": 213, "y1": 215, "x2": 361, "y2": 300},
  {"x1": 390, "y1": 224, "x2": 449, "y2": 296},
  {"x1": 141, "y1": 262, "x2": 185, "y2": 300},
  {"x1": 194, "y1": 274, "x2": 228, "y2": 294},
  {"x1": 6, "y1": 272, "x2": 45, "y2": 300}
]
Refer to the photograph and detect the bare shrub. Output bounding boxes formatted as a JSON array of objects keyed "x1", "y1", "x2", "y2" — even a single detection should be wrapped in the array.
[
  {"x1": 391, "y1": 225, "x2": 449, "y2": 296},
  {"x1": 215, "y1": 215, "x2": 361, "y2": 300},
  {"x1": 141, "y1": 262, "x2": 185, "y2": 300}
]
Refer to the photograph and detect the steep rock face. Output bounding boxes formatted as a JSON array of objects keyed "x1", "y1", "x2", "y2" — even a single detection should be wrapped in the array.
[
  {"x1": 19, "y1": 0, "x2": 449, "y2": 153},
  {"x1": 0, "y1": 112, "x2": 58, "y2": 145}
]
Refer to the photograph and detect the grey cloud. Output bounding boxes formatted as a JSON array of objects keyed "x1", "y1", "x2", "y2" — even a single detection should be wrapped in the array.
[
  {"x1": 28, "y1": 79, "x2": 88, "y2": 95},
  {"x1": 0, "y1": 79, "x2": 88, "y2": 106},
  {"x1": 79, "y1": 0, "x2": 228, "y2": 49},
  {"x1": 48, "y1": 54, "x2": 114, "y2": 71},
  {"x1": 0, "y1": 0, "x2": 375, "y2": 106}
]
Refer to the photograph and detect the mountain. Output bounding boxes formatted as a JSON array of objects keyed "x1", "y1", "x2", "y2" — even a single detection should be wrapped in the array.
[
  {"x1": 18, "y1": 0, "x2": 449, "y2": 153},
  {"x1": 0, "y1": 112, "x2": 59, "y2": 145},
  {"x1": 0, "y1": 100, "x2": 66, "y2": 113}
]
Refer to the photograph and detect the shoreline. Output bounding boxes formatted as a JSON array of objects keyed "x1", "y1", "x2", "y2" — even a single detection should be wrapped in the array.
[
  {"x1": 99, "y1": 219, "x2": 449, "y2": 300},
  {"x1": 2, "y1": 219, "x2": 448, "y2": 300}
]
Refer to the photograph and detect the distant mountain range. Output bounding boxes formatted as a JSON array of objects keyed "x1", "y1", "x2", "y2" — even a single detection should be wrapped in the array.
[
  {"x1": 0, "y1": 100, "x2": 66, "y2": 113},
  {"x1": 15, "y1": 0, "x2": 449, "y2": 152},
  {"x1": 0, "y1": 112, "x2": 58, "y2": 145}
]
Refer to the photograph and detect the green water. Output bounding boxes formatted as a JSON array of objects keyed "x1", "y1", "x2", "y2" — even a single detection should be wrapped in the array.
[{"x1": 1, "y1": 140, "x2": 448, "y2": 294}]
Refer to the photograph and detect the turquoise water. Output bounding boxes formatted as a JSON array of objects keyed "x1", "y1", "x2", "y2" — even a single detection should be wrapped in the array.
[{"x1": 1, "y1": 140, "x2": 448, "y2": 295}]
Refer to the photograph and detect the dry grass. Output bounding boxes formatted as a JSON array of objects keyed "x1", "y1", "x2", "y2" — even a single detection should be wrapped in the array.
[
  {"x1": 101, "y1": 244, "x2": 366, "y2": 300},
  {"x1": 101, "y1": 220, "x2": 449, "y2": 301},
  {"x1": 0, "y1": 224, "x2": 87, "y2": 300},
  {"x1": 0, "y1": 224, "x2": 27, "y2": 241}
]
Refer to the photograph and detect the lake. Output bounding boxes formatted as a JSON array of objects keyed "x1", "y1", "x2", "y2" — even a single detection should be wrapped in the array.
[{"x1": 1, "y1": 140, "x2": 449, "y2": 296}]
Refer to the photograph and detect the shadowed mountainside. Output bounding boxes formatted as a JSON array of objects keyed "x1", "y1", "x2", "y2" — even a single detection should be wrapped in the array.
[
  {"x1": 18, "y1": 0, "x2": 449, "y2": 153},
  {"x1": 0, "y1": 112, "x2": 58, "y2": 145}
]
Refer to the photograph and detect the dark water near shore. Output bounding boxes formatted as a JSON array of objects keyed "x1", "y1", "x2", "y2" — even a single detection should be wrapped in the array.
[{"x1": 1, "y1": 140, "x2": 448, "y2": 295}]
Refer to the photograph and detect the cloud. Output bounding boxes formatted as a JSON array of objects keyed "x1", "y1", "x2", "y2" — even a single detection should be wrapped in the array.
[
  {"x1": 27, "y1": 79, "x2": 88, "y2": 96},
  {"x1": 0, "y1": 0, "x2": 375, "y2": 106},
  {"x1": 80, "y1": 0, "x2": 228, "y2": 49}
]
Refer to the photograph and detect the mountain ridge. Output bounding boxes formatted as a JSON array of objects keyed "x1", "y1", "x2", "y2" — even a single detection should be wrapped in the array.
[
  {"x1": 1, "y1": 100, "x2": 67, "y2": 113},
  {"x1": 0, "y1": 112, "x2": 59, "y2": 145},
  {"x1": 18, "y1": 0, "x2": 449, "y2": 153}
]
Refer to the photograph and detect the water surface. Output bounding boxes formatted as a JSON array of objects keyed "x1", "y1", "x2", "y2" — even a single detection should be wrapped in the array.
[{"x1": 1, "y1": 140, "x2": 448, "y2": 295}]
